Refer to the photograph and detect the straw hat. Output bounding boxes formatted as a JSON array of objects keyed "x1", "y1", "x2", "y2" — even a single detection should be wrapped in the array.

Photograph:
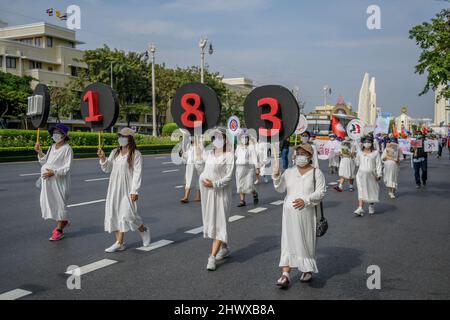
[
  {"x1": 119, "y1": 127, "x2": 136, "y2": 137},
  {"x1": 294, "y1": 143, "x2": 313, "y2": 156}
]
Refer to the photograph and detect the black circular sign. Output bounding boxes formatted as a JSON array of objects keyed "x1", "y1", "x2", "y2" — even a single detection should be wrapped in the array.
[
  {"x1": 171, "y1": 83, "x2": 221, "y2": 135},
  {"x1": 244, "y1": 85, "x2": 299, "y2": 142},
  {"x1": 30, "y1": 83, "x2": 50, "y2": 128},
  {"x1": 80, "y1": 82, "x2": 119, "y2": 131}
]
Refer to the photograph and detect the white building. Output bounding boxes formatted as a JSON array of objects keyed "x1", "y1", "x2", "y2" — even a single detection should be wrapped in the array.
[{"x1": 434, "y1": 84, "x2": 449, "y2": 126}]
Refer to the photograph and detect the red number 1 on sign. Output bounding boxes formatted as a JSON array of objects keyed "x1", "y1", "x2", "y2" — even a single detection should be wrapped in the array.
[
  {"x1": 181, "y1": 93, "x2": 204, "y2": 128},
  {"x1": 84, "y1": 90, "x2": 103, "y2": 122},
  {"x1": 258, "y1": 97, "x2": 282, "y2": 137}
]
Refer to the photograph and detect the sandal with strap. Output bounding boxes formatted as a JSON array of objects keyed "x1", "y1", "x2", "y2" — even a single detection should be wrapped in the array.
[
  {"x1": 276, "y1": 275, "x2": 290, "y2": 289},
  {"x1": 300, "y1": 272, "x2": 313, "y2": 283}
]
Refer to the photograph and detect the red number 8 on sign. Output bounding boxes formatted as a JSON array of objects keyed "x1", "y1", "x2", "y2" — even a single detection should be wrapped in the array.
[{"x1": 181, "y1": 93, "x2": 205, "y2": 128}]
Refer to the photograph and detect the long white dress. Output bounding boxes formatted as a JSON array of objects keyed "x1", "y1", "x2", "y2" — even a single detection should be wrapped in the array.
[
  {"x1": 338, "y1": 141, "x2": 356, "y2": 179},
  {"x1": 235, "y1": 144, "x2": 259, "y2": 193},
  {"x1": 196, "y1": 150, "x2": 234, "y2": 244},
  {"x1": 273, "y1": 167, "x2": 326, "y2": 273},
  {"x1": 328, "y1": 140, "x2": 341, "y2": 168},
  {"x1": 355, "y1": 150, "x2": 382, "y2": 203},
  {"x1": 38, "y1": 143, "x2": 73, "y2": 221},
  {"x1": 310, "y1": 143, "x2": 319, "y2": 169},
  {"x1": 257, "y1": 142, "x2": 271, "y2": 177},
  {"x1": 382, "y1": 144, "x2": 402, "y2": 189},
  {"x1": 100, "y1": 149, "x2": 143, "y2": 233},
  {"x1": 183, "y1": 145, "x2": 199, "y2": 190}
]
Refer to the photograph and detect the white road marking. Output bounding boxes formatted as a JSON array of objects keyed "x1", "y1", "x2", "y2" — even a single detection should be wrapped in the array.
[
  {"x1": 85, "y1": 177, "x2": 109, "y2": 182},
  {"x1": 185, "y1": 226, "x2": 203, "y2": 235},
  {"x1": 0, "y1": 289, "x2": 32, "y2": 300},
  {"x1": 270, "y1": 200, "x2": 284, "y2": 206},
  {"x1": 328, "y1": 182, "x2": 338, "y2": 186},
  {"x1": 19, "y1": 173, "x2": 40, "y2": 177},
  {"x1": 65, "y1": 259, "x2": 117, "y2": 276},
  {"x1": 68, "y1": 199, "x2": 106, "y2": 208},
  {"x1": 162, "y1": 169, "x2": 179, "y2": 173},
  {"x1": 155, "y1": 156, "x2": 167, "y2": 159},
  {"x1": 175, "y1": 185, "x2": 184, "y2": 189},
  {"x1": 229, "y1": 215, "x2": 245, "y2": 222},
  {"x1": 162, "y1": 161, "x2": 173, "y2": 165},
  {"x1": 248, "y1": 207, "x2": 267, "y2": 214},
  {"x1": 136, "y1": 239, "x2": 174, "y2": 252}
]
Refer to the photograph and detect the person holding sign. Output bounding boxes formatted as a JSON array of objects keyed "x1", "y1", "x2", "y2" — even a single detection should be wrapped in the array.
[
  {"x1": 195, "y1": 128, "x2": 234, "y2": 271},
  {"x1": 300, "y1": 131, "x2": 319, "y2": 168},
  {"x1": 35, "y1": 124, "x2": 73, "y2": 241},
  {"x1": 235, "y1": 131, "x2": 260, "y2": 207},
  {"x1": 328, "y1": 134, "x2": 340, "y2": 174},
  {"x1": 334, "y1": 136, "x2": 356, "y2": 192},
  {"x1": 354, "y1": 136, "x2": 382, "y2": 216},
  {"x1": 97, "y1": 128, "x2": 151, "y2": 252},
  {"x1": 382, "y1": 140, "x2": 402, "y2": 198},
  {"x1": 411, "y1": 133, "x2": 428, "y2": 189},
  {"x1": 272, "y1": 144, "x2": 327, "y2": 288},
  {"x1": 180, "y1": 138, "x2": 201, "y2": 203}
]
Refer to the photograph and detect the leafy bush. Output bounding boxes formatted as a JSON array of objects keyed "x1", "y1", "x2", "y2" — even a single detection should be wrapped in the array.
[
  {"x1": 161, "y1": 122, "x2": 179, "y2": 136},
  {"x1": 0, "y1": 129, "x2": 174, "y2": 147}
]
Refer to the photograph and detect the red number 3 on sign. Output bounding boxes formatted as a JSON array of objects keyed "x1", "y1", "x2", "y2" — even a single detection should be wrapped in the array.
[
  {"x1": 258, "y1": 97, "x2": 282, "y2": 137},
  {"x1": 181, "y1": 93, "x2": 205, "y2": 128}
]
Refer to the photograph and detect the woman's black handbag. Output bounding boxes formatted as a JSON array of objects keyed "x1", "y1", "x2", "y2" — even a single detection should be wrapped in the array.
[{"x1": 313, "y1": 169, "x2": 328, "y2": 237}]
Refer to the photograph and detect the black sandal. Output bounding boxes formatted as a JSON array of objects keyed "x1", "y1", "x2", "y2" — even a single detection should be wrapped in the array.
[
  {"x1": 300, "y1": 272, "x2": 313, "y2": 283},
  {"x1": 237, "y1": 201, "x2": 246, "y2": 207},
  {"x1": 253, "y1": 193, "x2": 259, "y2": 205},
  {"x1": 276, "y1": 275, "x2": 290, "y2": 289}
]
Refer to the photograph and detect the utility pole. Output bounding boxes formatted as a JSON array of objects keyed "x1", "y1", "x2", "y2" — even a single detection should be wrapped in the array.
[
  {"x1": 149, "y1": 43, "x2": 156, "y2": 136},
  {"x1": 199, "y1": 38, "x2": 207, "y2": 83}
]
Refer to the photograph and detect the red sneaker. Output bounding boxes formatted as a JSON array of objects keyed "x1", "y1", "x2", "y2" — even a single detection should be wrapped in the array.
[
  {"x1": 334, "y1": 186, "x2": 343, "y2": 192},
  {"x1": 49, "y1": 229, "x2": 64, "y2": 241}
]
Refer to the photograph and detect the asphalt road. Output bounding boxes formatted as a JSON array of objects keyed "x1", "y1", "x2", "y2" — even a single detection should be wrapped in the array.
[{"x1": 0, "y1": 152, "x2": 448, "y2": 300}]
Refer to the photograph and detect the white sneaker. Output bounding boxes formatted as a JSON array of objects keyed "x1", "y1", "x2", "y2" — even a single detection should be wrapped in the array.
[
  {"x1": 140, "y1": 228, "x2": 151, "y2": 247},
  {"x1": 206, "y1": 255, "x2": 216, "y2": 271},
  {"x1": 388, "y1": 192, "x2": 396, "y2": 199},
  {"x1": 353, "y1": 207, "x2": 364, "y2": 216},
  {"x1": 105, "y1": 241, "x2": 126, "y2": 253},
  {"x1": 216, "y1": 247, "x2": 230, "y2": 261},
  {"x1": 368, "y1": 205, "x2": 375, "y2": 215}
]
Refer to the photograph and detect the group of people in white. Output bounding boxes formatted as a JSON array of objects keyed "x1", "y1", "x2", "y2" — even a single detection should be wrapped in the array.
[{"x1": 33, "y1": 123, "x2": 403, "y2": 289}]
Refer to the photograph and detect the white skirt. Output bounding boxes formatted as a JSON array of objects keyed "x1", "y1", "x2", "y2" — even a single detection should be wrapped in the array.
[
  {"x1": 383, "y1": 160, "x2": 399, "y2": 189},
  {"x1": 236, "y1": 164, "x2": 256, "y2": 194},
  {"x1": 338, "y1": 157, "x2": 356, "y2": 179},
  {"x1": 185, "y1": 163, "x2": 199, "y2": 189},
  {"x1": 356, "y1": 170, "x2": 380, "y2": 203}
]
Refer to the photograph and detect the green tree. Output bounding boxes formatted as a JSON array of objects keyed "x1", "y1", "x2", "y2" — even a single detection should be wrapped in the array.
[
  {"x1": 409, "y1": 8, "x2": 450, "y2": 101},
  {"x1": 0, "y1": 71, "x2": 33, "y2": 128}
]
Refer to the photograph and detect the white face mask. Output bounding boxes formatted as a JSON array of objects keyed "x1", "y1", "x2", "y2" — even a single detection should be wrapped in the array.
[
  {"x1": 301, "y1": 137, "x2": 309, "y2": 144},
  {"x1": 212, "y1": 136, "x2": 224, "y2": 149},
  {"x1": 52, "y1": 133, "x2": 63, "y2": 143},
  {"x1": 295, "y1": 155, "x2": 310, "y2": 167},
  {"x1": 363, "y1": 142, "x2": 372, "y2": 149},
  {"x1": 118, "y1": 137, "x2": 129, "y2": 146}
]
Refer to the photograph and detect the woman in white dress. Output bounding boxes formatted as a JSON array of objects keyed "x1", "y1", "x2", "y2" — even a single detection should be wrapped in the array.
[
  {"x1": 235, "y1": 133, "x2": 260, "y2": 207},
  {"x1": 272, "y1": 143, "x2": 327, "y2": 288},
  {"x1": 334, "y1": 136, "x2": 356, "y2": 192},
  {"x1": 300, "y1": 131, "x2": 319, "y2": 168},
  {"x1": 180, "y1": 139, "x2": 201, "y2": 203},
  {"x1": 257, "y1": 139, "x2": 271, "y2": 183},
  {"x1": 354, "y1": 136, "x2": 383, "y2": 216},
  {"x1": 34, "y1": 124, "x2": 73, "y2": 241},
  {"x1": 382, "y1": 139, "x2": 402, "y2": 199},
  {"x1": 328, "y1": 134, "x2": 340, "y2": 174},
  {"x1": 195, "y1": 128, "x2": 234, "y2": 271},
  {"x1": 97, "y1": 127, "x2": 151, "y2": 252}
]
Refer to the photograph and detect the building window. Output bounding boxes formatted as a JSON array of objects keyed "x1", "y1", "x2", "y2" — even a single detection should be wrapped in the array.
[
  {"x1": 69, "y1": 41, "x2": 75, "y2": 48},
  {"x1": 20, "y1": 38, "x2": 33, "y2": 45},
  {"x1": 47, "y1": 36, "x2": 53, "y2": 47},
  {"x1": 70, "y1": 66, "x2": 78, "y2": 77},
  {"x1": 48, "y1": 66, "x2": 53, "y2": 72},
  {"x1": 6, "y1": 57, "x2": 16, "y2": 69},
  {"x1": 29, "y1": 61, "x2": 42, "y2": 69},
  {"x1": 0, "y1": 56, "x2": 2, "y2": 68},
  {"x1": 34, "y1": 37, "x2": 42, "y2": 47}
]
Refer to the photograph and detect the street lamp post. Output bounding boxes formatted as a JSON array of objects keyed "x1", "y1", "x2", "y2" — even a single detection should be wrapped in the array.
[
  {"x1": 323, "y1": 85, "x2": 331, "y2": 106},
  {"x1": 199, "y1": 38, "x2": 207, "y2": 83},
  {"x1": 149, "y1": 43, "x2": 157, "y2": 136}
]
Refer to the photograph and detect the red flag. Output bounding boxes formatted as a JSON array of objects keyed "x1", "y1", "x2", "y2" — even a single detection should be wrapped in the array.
[
  {"x1": 331, "y1": 116, "x2": 346, "y2": 139},
  {"x1": 392, "y1": 125, "x2": 399, "y2": 138}
]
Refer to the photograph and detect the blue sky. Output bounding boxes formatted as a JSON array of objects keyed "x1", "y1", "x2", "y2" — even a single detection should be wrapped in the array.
[{"x1": 1, "y1": 0, "x2": 448, "y2": 118}]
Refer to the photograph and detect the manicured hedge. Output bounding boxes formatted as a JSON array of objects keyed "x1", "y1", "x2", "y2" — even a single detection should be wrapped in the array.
[
  {"x1": 0, "y1": 144, "x2": 177, "y2": 162},
  {"x1": 0, "y1": 129, "x2": 174, "y2": 148}
]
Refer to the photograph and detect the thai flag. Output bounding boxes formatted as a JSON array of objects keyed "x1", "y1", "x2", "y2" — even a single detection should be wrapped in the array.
[
  {"x1": 59, "y1": 13, "x2": 68, "y2": 21},
  {"x1": 46, "y1": 8, "x2": 53, "y2": 16}
]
